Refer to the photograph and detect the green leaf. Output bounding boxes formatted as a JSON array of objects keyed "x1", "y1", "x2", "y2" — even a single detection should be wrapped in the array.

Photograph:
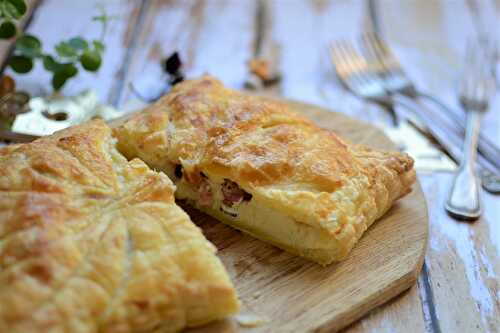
[
  {"x1": 62, "y1": 63, "x2": 78, "y2": 77},
  {"x1": 55, "y1": 41, "x2": 78, "y2": 58},
  {"x1": 0, "y1": 2, "x2": 21, "y2": 19},
  {"x1": 52, "y1": 71, "x2": 67, "y2": 90},
  {"x1": 9, "y1": 55, "x2": 33, "y2": 73},
  {"x1": 15, "y1": 34, "x2": 41, "y2": 57},
  {"x1": 68, "y1": 37, "x2": 88, "y2": 50},
  {"x1": 42, "y1": 55, "x2": 60, "y2": 72},
  {"x1": 80, "y1": 49, "x2": 101, "y2": 72},
  {"x1": 0, "y1": 20, "x2": 16, "y2": 38},
  {"x1": 6, "y1": 0, "x2": 26, "y2": 17},
  {"x1": 51, "y1": 63, "x2": 78, "y2": 90},
  {"x1": 92, "y1": 40, "x2": 104, "y2": 53}
]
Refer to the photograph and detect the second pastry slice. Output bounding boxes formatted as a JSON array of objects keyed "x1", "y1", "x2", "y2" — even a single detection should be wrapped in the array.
[{"x1": 114, "y1": 76, "x2": 416, "y2": 265}]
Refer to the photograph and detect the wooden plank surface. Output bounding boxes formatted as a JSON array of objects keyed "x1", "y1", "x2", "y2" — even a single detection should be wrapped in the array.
[
  {"x1": 0, "y1": 0, "x2": 498, "y2": 332},
  {"x1": 117, "y1": 0, "x2": 257, "y2": 108},
  {"x1": 378, "y1": 1, "x2": 500, "y2": 332}
]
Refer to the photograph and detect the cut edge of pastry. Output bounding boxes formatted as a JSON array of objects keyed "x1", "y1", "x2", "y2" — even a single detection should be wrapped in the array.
[{"x1": 142, "y1": 152, "x2": 415, "y2": 265}]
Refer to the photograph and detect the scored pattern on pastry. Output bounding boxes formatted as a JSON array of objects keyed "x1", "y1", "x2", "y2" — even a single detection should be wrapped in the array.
[
  {"x1": 114, "y1": 76, "x2": 416, "y2": 265},
  {"x1": 0, "y1": 120, "x2": 238, "y2": 333}
]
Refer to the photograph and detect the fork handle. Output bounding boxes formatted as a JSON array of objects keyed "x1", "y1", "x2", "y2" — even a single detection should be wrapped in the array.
[
  {"x1": 411, "y1": 90, "x2": 500, "y2": 170},
  {"x1": 445, "y1": 110, "x2": 482, "y2": 221},
  {"x1": 392, "y1": 94, "x2": 499, "y2": 173}
]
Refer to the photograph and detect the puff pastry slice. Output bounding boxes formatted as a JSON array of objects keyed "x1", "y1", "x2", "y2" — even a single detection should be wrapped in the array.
[
  {"x1": 0, "y1": 120, "x2": 239, "y2": 333},
  {"x1": 113, "y1": 76, "x2": 416, "y2": 265}
]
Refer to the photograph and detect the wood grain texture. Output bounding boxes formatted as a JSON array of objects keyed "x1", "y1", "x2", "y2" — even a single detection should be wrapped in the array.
[
  {"x1": 419, "y1": 174, "x2": 500, "y2": 333},
  {"x1": 342, "y1": 286, "x2": 426, "y2": 333},
  {"x1": 117, "y1": 0, "x2": 257, "y2": 108},
  {"x1": 266, "y1": 0, "x2": 394, "y2": 126},
  {"x1": 110, "y1": 99, "x2": 428, "y2": 333},
  {"x1": 378, "y1": 1, "x2": 500, "y2": 332}
]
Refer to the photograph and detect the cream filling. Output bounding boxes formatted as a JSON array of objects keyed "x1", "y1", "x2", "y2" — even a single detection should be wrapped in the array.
[{"x1": 171, "y1": 173, "x2": 338, "y2": 259}]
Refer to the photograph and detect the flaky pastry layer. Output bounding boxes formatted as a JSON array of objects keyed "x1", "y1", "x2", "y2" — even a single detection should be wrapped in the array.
[
  {"x1": 0, "y1": 120, "x2": 239, "y2": 333},
  {"x1": 114, "y1": 76, "x2": 416, "y2": 264}
]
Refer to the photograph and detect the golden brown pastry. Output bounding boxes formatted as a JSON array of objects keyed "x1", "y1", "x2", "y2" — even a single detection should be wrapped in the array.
[
  {"x1": 0, "y1": 120, "x2": 239, "y2": 333},
  {"x1": 114, "y1": 76, "x2": 416, "y2": 265}
]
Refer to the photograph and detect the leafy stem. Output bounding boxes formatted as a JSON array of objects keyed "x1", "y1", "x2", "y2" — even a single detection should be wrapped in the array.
[{"x1": 0, "y1": 0, "x2": 112, "y2": 91}]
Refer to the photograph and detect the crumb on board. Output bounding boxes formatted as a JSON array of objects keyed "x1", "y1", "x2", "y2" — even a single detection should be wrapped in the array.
[{"x1": 235, "y1": 313, "x2": 268, "y2": 328}]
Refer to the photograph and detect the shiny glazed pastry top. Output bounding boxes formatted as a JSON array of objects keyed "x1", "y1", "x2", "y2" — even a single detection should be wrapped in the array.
[{"x1": 114, "y1": 76, "x2": 416, "y2": 265}]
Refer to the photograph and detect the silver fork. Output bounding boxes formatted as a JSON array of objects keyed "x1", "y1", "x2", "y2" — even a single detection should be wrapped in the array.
[
  {"x1": 445, "y1": 41, "x2": 496, "y2": 220},
  {"x1": 360, "y1": 33, "x2": 500, "y2": 179},
  {"x1": 330, "y1": 40, "x2": 396, "y2": 122},
  {"x1": 330, "y1": 40, "x2": 463, "y2": 156}
]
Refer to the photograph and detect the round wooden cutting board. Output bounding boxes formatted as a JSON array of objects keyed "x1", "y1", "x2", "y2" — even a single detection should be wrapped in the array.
[{"x1": 182, "y1": 99, "x2": 429, "y2": 333}]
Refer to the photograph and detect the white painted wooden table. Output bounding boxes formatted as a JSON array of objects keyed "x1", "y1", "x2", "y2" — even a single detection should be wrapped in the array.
[{"x1": 3, "y1": 1, "x2": 499, "y2": 332}]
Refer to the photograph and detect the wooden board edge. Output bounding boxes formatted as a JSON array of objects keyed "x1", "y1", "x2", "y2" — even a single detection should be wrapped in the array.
[
  {"x1": 321, "y1": 267, "x2": 420, "y2": 333},
  {"x1": 319, "y1": 183, "x2": 429, "y2": 332}
]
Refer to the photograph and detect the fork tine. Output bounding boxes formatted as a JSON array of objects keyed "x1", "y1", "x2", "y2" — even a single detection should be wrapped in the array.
[
  {"x1": 460, "y1": 38, "x2": 495, "y2": 111},
  {"x1": 365, "y1": 32, "x2": 393, "y2": 61},
  {"x1": 361, "y1": 32, "x2": 403, "y2": 77},
  {"x1": 482, "y1": 38, "x2": 497, "y2": 91},
  {"x1": 360, "y1": 33, "x2": 380, "y2": 62},
  {"x1": 469, "y1": 40, "x2": 486, "y2": 102},
  {"x1": 337, "y1": 41, "x2": 360, "y2": 72},
  {"x1": 330, "y1": 41, "x2": 350, "y2": 77},
  {"x1": 341, "y1": 41, "x2": 383, "y2": 86},
  {"x1": 331, "y1": 40, "x2": 362, "y2": 82},
  {"x1": 461, "y1": 40, "x2": 475, "y2": 99},
  {"x1": 477, "y1": 40, "x2": 495, "y2": 101},
  {"x1": 330, "y1": 38, "x2": 391, "y2": 107},
  {"x1": 335, "y1": 41, "x2": 358, "y2": 71},
  {"x1": 362, "y1": 33, "x2": 385, "y2": 60},
  {"x1": 333, "y1": 40, "x2": 376, "y2": 89},
  {"x1": 331, "y1": 41, "x2": 358, "y2": 90}
]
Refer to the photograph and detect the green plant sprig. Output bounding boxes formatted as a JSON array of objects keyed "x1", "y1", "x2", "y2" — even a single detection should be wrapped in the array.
[
  {"x1": 0, "y1": 0, "x2": 112, "y2": 91},
  {"x1": 10, "y1": 35, "x2": 105, "y2": 90}
]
